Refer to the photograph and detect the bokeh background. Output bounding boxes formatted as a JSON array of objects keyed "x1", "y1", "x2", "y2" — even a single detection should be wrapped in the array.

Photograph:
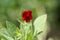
[{"x1": 0, "y1": 0, "x2": 60, "y2": 40}]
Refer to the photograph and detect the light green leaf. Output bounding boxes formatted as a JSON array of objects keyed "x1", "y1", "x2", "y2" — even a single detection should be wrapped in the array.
[
  {"x1": 0, "y1": 28, "x2": 14, "y2": 40},
  {"x1": 6, "y1": 21, "x2": 17, "y2": 37},
  {"x1": 27, "y1": 30, "x2": 33, "y2": 40},
  {"x1": 33, "y1": 14, "x2": 47, "y2": 35}
]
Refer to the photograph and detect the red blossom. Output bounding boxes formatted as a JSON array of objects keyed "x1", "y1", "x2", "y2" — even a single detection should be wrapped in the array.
[{"x1": 22, "y1": 10, "x2": 32, "y2": 22}]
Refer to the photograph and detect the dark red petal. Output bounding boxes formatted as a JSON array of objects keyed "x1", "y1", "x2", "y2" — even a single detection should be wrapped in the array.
[{"x1": 22, "y1": 10, "x2": 32, "y2": 22}]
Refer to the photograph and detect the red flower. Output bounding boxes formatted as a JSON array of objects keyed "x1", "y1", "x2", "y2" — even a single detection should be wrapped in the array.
[{"x1": 22, "y1": 10, "x2": 32, "y2": 22}]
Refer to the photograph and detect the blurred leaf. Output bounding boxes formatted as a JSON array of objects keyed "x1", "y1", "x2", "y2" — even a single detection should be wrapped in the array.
[
  {"x1": 27, "y1": 30, "x2": 33, "y2": 40},
  {"x1": 33, "y1": 14, "x2": 47, "y2": 35},
  {"x1": 35, "y1": 31, "x2": 43, "y2": 37},
  {"x1": 0, "y1": 28, "x2": 14, "y2": 40},
  {"x1": 6, "y1": 21, "x2": 17, "y2": 37}
]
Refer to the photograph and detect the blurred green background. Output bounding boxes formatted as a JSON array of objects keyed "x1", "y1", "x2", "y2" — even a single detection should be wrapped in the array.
[{"x1": 0, "y1": 0, "x2": 60, "y2": 40}]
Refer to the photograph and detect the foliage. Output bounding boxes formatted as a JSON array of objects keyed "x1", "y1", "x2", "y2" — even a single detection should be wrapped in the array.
[{"x1": 0, "y1": 14, "x2": 47, "y2": 40}]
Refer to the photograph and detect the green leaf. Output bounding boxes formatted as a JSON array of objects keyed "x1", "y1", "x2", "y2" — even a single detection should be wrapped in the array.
[
  {"x1": 0, "y1": 28, "x2": 14, "y2": 40},
  {"x1": 6, "y1": 21, "x2": 17, "y2": 37},
  {"x1": 33, "y1": 14, "x2": 47, "y2": 35},
  {"x1": 27, "y1": 30, "x2": 33, "y2": 40},
  {"x1": 35, "y1": 31, "x2": 43, "y2": 37}
]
